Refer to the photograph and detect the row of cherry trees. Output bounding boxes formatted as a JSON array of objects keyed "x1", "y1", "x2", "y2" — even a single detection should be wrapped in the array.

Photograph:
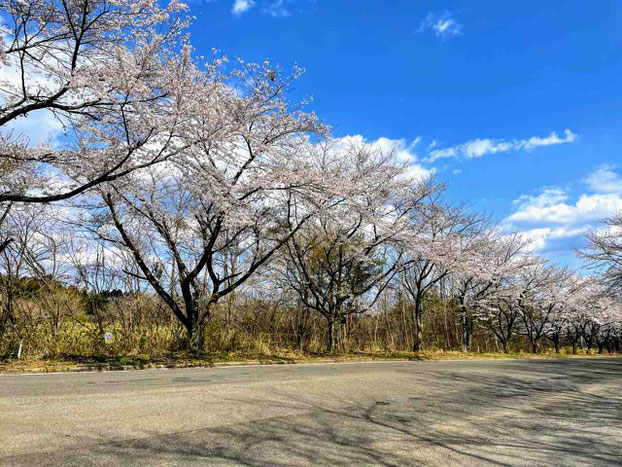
[
  {"x1": 1, "y1": 0, "x2": 621, "y2": 353},
  {"x1": 275, "y1": 203, "x2": 622, "y2": 352},
  {"x1": 2, "y1": 176, "x2": 621, "y2": 353}
]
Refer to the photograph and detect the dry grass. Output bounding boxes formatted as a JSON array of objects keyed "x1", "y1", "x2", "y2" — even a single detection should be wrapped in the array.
[
  {"x1": 1, "y1": 348, "x2": 619, "y2": 374},
  {"x1": 2, "y1": 291, "x2": 620, "y2": 374}
]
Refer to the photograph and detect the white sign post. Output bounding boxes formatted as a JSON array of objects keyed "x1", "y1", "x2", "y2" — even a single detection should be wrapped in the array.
[{"x1": 104, "y1": 332, "x2": 114, "y2": 344}]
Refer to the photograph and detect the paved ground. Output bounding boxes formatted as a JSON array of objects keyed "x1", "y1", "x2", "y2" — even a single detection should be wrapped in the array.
[{"x1": 1, "y1": 358, "x2": 621, "y2": 466}]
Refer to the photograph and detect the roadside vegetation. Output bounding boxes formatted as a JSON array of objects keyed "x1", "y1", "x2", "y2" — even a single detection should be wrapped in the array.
[{"x1": 0, "y1": 274, "x2": 620, "y2": 373}]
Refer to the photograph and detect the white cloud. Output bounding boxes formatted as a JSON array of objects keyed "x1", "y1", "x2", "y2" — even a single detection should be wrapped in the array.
[
  {"x1": 463, "y1": 139, "x2": 514, "y2": 158},
  {"x1": 372, "y1": 136, "x2": 421, "y2": 163},
  {"x1": 332, "y1": 134, "x2": 434, "y2": 181},
  {"x1": 522, "y1": 129, "x2": 577, "y2": 150},
  {"x1": 370, "y1": 136, "x2": 434, "y2": 180},
  {"x1": 512, "y1": 187, "x2": 568, "y2": 210},
  {"x1": 404, "y1": 163, "x2": 435, "y2": 181},
  {"x1": 262, "y1": 0, "x2": 291, "y2": 17},
  {"x1": 0, "y1": 61, "x2": 64, "y2": 146},
  {"x1": 232, "y1": 0, "x2": 255, "y2": 15},
  {"x1": 507, "y1": 190, "x2": 622, "y2": 225},
  {"x1": 427, "y1": 129, "x2": 577, "y2": 162},
  {"x1": 416, "y1": 12, "x2": 462, "y2": 39},
  {"x1": 427, "y1": 146, "x2": 456, "y2": 161},
  {"x1": 234, "y1": 0, "x2": 314, "y2": 18},
  {"x1": 502, "y1": 180, "x2": 622, "y2": 254},
  {"x1": 1, "y1": 109, "x2": 64, "y2": 146},
  {"x1": 517, "y1": 227, "x2": 553, "y2": 252},
  {"x1": 433, "y1": 18, "x2": 462, "y2": 37},
  {"x1": 515, "y1": 226, "x2": 589, "y2": 253},
  {"x1": 584, "y1": 164, "x2": 622, "y2": 194}
]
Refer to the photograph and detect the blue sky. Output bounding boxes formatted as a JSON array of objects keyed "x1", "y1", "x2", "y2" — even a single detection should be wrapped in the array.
[
  {"x1": 8, "y1": 0, "x2": 618, "y2": 268},
  {"x1": 183, "y1": 0, "x2": 622, "y2": 267}
]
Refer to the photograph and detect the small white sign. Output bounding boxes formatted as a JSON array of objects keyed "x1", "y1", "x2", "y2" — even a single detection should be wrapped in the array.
[{"x1": 104, "y1": 332, "x2": 114, "y2": 344}]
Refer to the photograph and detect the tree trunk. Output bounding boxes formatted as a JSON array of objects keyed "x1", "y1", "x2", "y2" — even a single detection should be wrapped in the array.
[
  {"x1": 183, "y1": 296, "x2": 214, "y2": 352},
  {"x1": 326, "y1": 315, "x2": 339, "y2": 352},
  {"x1": 412, "y1": 299, "x2": 423, "y2": 352},
  {"x1": 531, "y1": 340, "x2": 538, "y2": 354},
  {"x1": 185, "y1": 303, "x2": 210, "y2": 353},
  {"x1": 295, "y1": 300, "x2": 310, "y2": 350},
  {"x1": 186, "y1": 320, "x2": 207, "y2": 352},
  {"x1": 460, "y1": 301, "x2": 471, "y2": 352},
  {"x1": 0, "y1": 288, "x2": 14, "y2": 339}
]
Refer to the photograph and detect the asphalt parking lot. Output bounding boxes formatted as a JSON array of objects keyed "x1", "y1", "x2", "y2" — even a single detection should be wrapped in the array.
[{"x1": 1, "y1": 358, "x2": 621, "y2": 465}]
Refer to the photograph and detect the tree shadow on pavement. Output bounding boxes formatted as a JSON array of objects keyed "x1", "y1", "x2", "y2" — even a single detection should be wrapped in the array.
[{"x1": 6, "y1": 358, "x2": 622, "y2": 466}]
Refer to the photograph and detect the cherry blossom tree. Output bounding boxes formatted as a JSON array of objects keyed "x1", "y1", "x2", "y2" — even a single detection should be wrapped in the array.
[
  {"x1": 544, "y1": 274, "x2": 585, "y2": 353},
  {"x1": 451, "y1": 231, "x2": 532, "y2": 351},
  {"x1": 572, "y1": 279, "x2": 622, "y2": 353},
  {"x1": 277, "y1": 141, "x2": 440, "y2": 351},
  {"x1": 592, "y1": 296, "x2": 622, "y2": 354},
  {"x1": 83, "y1": 62, "x2": 341, "y2": 350},
  {"x1": 472, "y1": 244, "x2": 541, "y2": 353},
  {"x1": 515, "y1": 263, "x2": 573, "y2": 353},
  {"x1": 401, "y1": 202, "x2": 485, "y2": 351},
  {"x1": 580, "y1": 212, "x2": 622, "y2": 297},
  {"x1": 0, "y1": 0, "x2": 199, "y2": 203}
]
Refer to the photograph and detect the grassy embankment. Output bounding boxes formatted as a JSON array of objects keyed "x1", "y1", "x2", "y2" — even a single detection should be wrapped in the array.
[{"x1": 1, "y1": 349, "x2": 619, "y2": 374}]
